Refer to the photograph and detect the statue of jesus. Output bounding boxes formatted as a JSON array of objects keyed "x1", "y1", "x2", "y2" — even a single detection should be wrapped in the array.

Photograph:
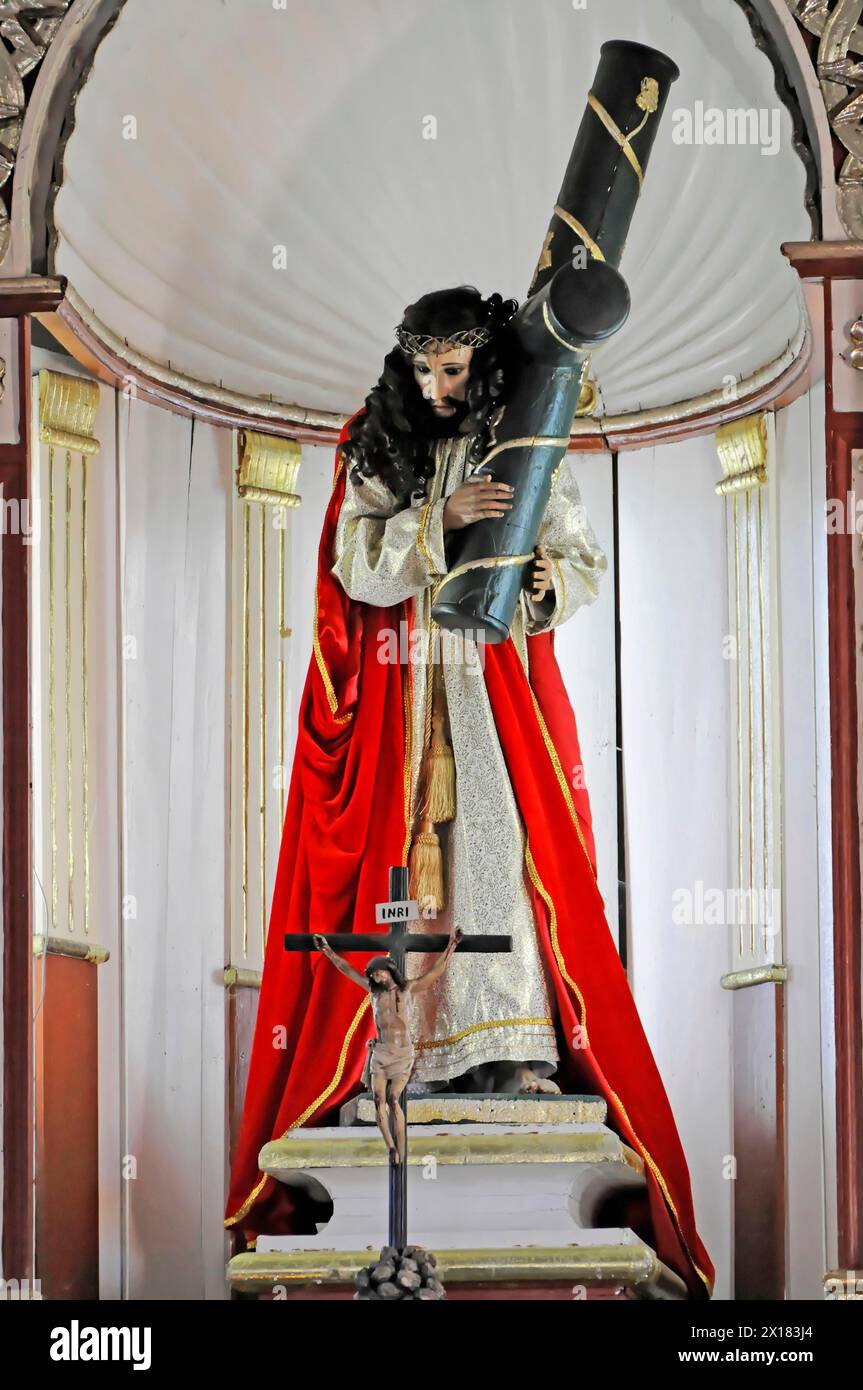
[
  {"x1": 226, "y1": 284, "x2": 714, "y2": 1301},
  {"x1": 333, "y1": 284, "x2": 607, "y2": 1096},
  {"x1": 313, "y1": 927, "x2": 462, "y2": 1162}
]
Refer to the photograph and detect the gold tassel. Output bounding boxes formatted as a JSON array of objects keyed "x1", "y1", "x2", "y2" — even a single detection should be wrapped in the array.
[
  {"x1": 409, "y1": 822, "x2": 445, "y2": 912},
  {"x1": 421, "y1": 714, "x2": 456, "y2": 823},
  {"x1": 408, "y1": 639, "x2": 455, "y2": 911}
]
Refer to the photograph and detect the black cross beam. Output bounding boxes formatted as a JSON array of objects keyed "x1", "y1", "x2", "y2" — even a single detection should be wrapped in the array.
[{"x1": 284, "y1": 866, "x2": 513, "y2": 1251}]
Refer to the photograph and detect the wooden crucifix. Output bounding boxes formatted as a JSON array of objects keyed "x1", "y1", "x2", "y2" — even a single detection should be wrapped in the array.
[{"x1": 284, "y1": 866, "x2": 512, "y2": 1251}]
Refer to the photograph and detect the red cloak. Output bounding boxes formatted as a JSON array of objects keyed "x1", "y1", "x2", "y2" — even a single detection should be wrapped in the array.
[{"x1": 225, "y1": 416, "x2": 715, "y2": 1299}]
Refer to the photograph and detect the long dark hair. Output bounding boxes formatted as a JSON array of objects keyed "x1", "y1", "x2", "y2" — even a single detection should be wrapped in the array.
[
  {"x1": 342, "y1": 286, "x2": 519, "y2": 499},
  {"x1": 365, "y1": 956, "x2": 408, "y2": 992}
]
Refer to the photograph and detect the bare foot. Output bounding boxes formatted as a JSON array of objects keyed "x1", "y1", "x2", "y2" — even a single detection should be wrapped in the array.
[{"x1": 514, "y1": 1066, "x2": 561, "y2": 1095}]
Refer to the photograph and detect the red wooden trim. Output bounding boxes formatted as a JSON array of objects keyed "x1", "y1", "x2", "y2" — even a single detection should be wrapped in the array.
[
  {"x1": 0, "y1": 278, "x2": 65, "y2": 318},
  {"x1": 35, "y1": 955, "x2": 99, "y2": 1299},
  {"x1": 783, "y1": 241, "x2": 863, "y2": 280},
  {"x1": 1, "y1": 316, "x2": 33, "y2": 1280},
  {"x1": 780, "y1": 258, "x2": 863, "y2": 1270},
  {"x1": 824, "y1": 373, "x2": 863, "y2": 1262}
]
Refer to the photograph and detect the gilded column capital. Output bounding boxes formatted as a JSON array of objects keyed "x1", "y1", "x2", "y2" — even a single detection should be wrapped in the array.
[
  {"x1": 236, "y1": 430, "x2": 302, "y2": 507},
  {"x1": 714, "y1": 412, "x2": 768, "y2": 495},
  {"x1": 38, "y1": 370, "x2": 101, "y2": 454}
]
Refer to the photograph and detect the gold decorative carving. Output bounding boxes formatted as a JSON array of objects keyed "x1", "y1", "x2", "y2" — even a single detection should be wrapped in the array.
[
  {"x1": 223, "y1": 966, "x2": 262, "y2": 989},
  {"x1": 33, "y1": 934, "x2": 110, "y2": 966},
  {"x1": 842, "y1": 311, "x2": 863, "y2": 367},
  {"x1": 39, "y1": 369, "x2": 100, "y2": 453},
  {"x1": 786, "y1": 0, "x2": 863, "y2": 236},
  {"x1": 714, "y1": 413, "x2": 768, "y2": 494},
  {"x1": 237, "y1": 429, "x2": 301, "y2": 506},
  {"x1": 553, "y1": 204, "x2": 606, "y2": 262},
  {"x1": 39, "y1": 371, "x2": 101, "y2": 945},
  {"x1": 233, "y1": 430, "x2": 303, "y2": 973},
  {"x1": 720, "y1": 964, "x2": 788, "y2": 990},
  {"x1": 0, "y1": 1, "x2": 73, "y2": 264},
  {"x1": 576, "y1": 371, "x2": 598, "y2": 417},
  {"x1": 636, "y1": 77, "x2": 660, "y2": 114},
  {"x1": 716, "y1": 412, "x2": 781, "y2": 969},
  {"x1": 531, "y1": 228, "x2": 554, "y2": 284},
  {"x1": 587, "y1": 91, "x2": 646, "y2": 186}
]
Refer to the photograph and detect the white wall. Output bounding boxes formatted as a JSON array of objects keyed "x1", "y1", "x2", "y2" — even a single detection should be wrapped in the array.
[
  {"x1": 29, "y1": 350, "x2": 230, "y2": 1300},
  {"x1": 776, "y1": 383, "x2": 836, "y2": 1295},
  {"x1": 118, "y1": 401, "x2": 229, "y2": 1300},
  {"x1": 618, "y1": 434, "x2": 734, "y2": 1301},
  {"x1": 554, "y1": 456, "x2": 619, "y2": 940}
]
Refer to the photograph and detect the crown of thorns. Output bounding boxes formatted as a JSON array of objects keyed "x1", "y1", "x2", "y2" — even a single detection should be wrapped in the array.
[{"x1": 394, "y1": 324, "x2": 492, "y2": 355}]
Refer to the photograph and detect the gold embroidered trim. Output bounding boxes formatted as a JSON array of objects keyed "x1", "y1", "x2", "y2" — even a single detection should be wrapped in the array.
[
  {"x1": 587, "y1": 92, "x2": 644, "y2": 186},
  {"x1": 414, "y1": 1015, "x2": 554, "y2": 1051},
  {"x1": 605, "y1": 1082, "x2": 714, "y2": 1297},
  {"x1": 312, "y1": 454, "x2": 352, "y2": 725},
  {"x1": 224, "y1": 994, "x2": 371, "y2": 1228},
  {"x1": 523, "y1": 843, "x2": 712, "y2": 1297},
  {"x1": 417, "y1": 500, "x2": 439, "y2": 576},
  {"x1": 401, "y1": 624, "x2": 414, "y2": 865},
  {"x1": 527, "y1": 684, "x2": 595, "y2": 876},
  {"x1": 553, "y1": 205, "x2": 606, "y2": 262},
  {"x1": 524, "y1": 844, "x2": 588, "y2": 1039},
  {"x1": 552, "y1": 558, "x2": 566, "y2": 617}
]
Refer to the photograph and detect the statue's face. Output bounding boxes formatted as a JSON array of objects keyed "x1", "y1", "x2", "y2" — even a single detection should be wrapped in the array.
[
  {"x1": 411, "y1": 344, "x2": 474, "y2": 420},
  {"x1": 372, "y1": 968, "x2": 394, "y2": 989}
]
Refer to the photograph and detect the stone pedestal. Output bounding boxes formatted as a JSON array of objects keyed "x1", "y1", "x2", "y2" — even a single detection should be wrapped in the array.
[{"x1": 226, "y1": 1095, "x2": 688, "y2": 1300}]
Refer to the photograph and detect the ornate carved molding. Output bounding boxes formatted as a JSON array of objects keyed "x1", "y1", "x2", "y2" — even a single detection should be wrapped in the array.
[
  {"x1": 0, "y1": 1, "x2": 73, "y2": 264},
  {"x1": 786, "y1": 0, "x2": 863, "y2": 236},
  {"x1": 737, "y1": 0, "x2": 822, "y2": 236}
]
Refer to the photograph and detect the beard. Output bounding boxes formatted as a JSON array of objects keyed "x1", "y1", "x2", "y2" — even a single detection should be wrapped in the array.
[{"x1": 424, "y1": 396, "x2": 472, "y2": 439}]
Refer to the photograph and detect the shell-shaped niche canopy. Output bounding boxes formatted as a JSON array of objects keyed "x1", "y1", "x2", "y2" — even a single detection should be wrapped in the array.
[{"x1": 50, "y1": 0, "x2": 813, "y2": 434}]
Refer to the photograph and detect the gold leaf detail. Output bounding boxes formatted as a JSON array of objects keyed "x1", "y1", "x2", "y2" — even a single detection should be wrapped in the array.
[{"x1": 636, "y1": 77, "x2": 659, "y2": 114}]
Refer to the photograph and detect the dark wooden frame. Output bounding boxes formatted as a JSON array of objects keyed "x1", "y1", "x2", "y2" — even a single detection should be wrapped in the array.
[
  {"x1": 783, "y1": 244, "x2": 863, "y2": 1270},
  {"x1": 1, "y1": 279, "x2": 64, "y2": 1282},
  {"x1": 0, "y1": 313, "x2": 33, "y2": 1281}
]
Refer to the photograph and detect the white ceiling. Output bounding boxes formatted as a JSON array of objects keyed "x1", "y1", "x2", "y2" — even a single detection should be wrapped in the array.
[{"x1": 52, "y1": 0, "x2": 811, "y2": 423}]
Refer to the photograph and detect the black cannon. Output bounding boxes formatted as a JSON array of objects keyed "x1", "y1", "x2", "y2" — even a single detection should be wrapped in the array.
[{"x1": 432, "y1": 40, "x2": 680, "y2": 642}]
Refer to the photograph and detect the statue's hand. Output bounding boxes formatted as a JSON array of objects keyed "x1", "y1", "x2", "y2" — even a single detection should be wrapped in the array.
[
  {"x1": 442, "y1": 475, "x2": 514, "y2": 533},
  {"x1": 527, "y1": 545, "x2": 553, "y2": 603},
  {"x1": 312, "y1": 934, "x2": 329, "y2": 955}
]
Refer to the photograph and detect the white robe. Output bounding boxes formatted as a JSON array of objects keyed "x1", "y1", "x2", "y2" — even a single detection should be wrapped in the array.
[{"x1": 331, "y1": 433, "x2": 607, "y2": 1083}]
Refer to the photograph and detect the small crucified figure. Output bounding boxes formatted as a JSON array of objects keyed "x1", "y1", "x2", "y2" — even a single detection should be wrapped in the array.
[{"x1": 313, "y1": 927, "x2": 463, "y2": 1163}]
